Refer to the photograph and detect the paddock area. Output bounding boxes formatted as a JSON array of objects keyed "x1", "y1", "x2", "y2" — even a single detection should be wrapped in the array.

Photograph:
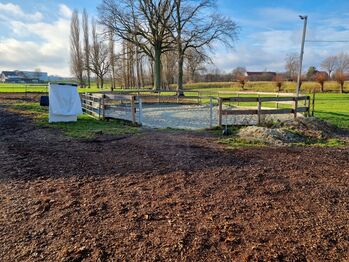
[{"x1": 81, "y1": 91, "x2": 312, "y2": 129}]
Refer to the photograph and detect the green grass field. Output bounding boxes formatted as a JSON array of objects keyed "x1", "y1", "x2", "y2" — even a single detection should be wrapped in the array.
[
  {"x1": 1, "y1": 80, "x2": 348, "y2": 93},
  {"x1": 0, "y1": 83, "x2": 115, "y2": 93},
  {"x1": 1, "y1": 81, "x2": 349, "y2": 129},
  {"x1": 4, "y1": 102, "x2": 139, "y2": 139}
]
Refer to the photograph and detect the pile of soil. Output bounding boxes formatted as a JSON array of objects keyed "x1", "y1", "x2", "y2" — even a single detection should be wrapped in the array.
[
  {"x1": 274, "y1": 117, "x2": 338, "y2": 139},
  {"x1": 237, "y1": 117, "x2": 341, "y2": 145},
  {"x1": 0, "y1": 100, "x2": 349, "y2": 261},
  {"x1": 237, "y1": 126, "x2": 303, "y2": 145}
]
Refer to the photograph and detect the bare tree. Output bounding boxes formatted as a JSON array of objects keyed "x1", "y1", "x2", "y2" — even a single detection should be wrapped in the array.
[
  {"x1": 171, "y1": 0, "x2": 238, "y2": 95},
  {"x1": 109, "y1": 31, "x2": 116, "y2": 90},
  {"x1": 335, "y1": 52, "x2": 349, "y2": 73},
  {"x1": 162, "y1": 51, "x2": 177, "y2": 88},
  {"x1": 232, "y1": 67, "x2": 246, "y2": 81},
  {"x1": 236, "y1": 73, "x2": 247, "y2": 90},
  {"x1": 285, "y1": 53, "x2": 299, "y2": 81},
  {"x1": 70, "y1": 10, "x2": 84, "y2": 85},
  {"x1": 334, "y1": 70, "x2": 347, "y2": 93},
  {"x1": 320, "y1": 56, "x2": 337, "y2": 78},
  {"x1": 185, "y1": 48, "x2": 206, "y2": 82},
  {"x1": 98, "y1": 0, "x2": 175, "y2": 91},
  {"x1": 314, "y1": 72, "x2": 328, "y2": 92},
  {"x1": 273, "y1": 74, "x2": 284, "y2": 92},
  {"x1": 82, "y1": 9, "x2": 91, "y2": 88},
  {"x1": 89, "y1": 20, "x2": 111, "y2": 89}
]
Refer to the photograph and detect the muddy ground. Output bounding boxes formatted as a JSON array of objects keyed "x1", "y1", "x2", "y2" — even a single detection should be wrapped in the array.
[{"x1": 0, "y1": 99, "x2": 348, "y2": 261}]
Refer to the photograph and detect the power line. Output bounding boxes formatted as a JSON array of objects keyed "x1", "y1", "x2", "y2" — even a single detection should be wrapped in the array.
[{"x1": 306, "y1": 40, "x2": 349, "y2": 43}]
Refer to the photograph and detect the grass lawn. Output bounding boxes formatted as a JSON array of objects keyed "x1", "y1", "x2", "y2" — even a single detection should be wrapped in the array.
[
  {"x1": 313, "y1": 93, "x2": 349, "y2": 129},
  {"x1": 0, "y1": 83, "x2": 121, "y2": 93},
  {"x1": 4, "y1": 102, "x2": 139, "y2": 139}
]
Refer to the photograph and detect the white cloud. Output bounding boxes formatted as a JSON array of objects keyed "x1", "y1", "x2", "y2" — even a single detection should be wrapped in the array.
[
  {"x1": 0, "y1": 3, "x2": 72, "y2": 76},
  {"x1": 0, "y1": 3, "x2": 43, "y2": 22},
  {"x1": 210, "y1": 8, "x2": 349, "y2": 73},
  {"x1": 59, "y1": 4, "x2": 73, "y2": 19}
]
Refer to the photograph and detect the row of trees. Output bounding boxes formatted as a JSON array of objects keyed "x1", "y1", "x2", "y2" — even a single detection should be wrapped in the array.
[
  {"x1": 284, "y1": 52, "x2": 349, "y2": 93},
  {"x1": 70, "y1": 0, "x2": 238, "y2": 92},
  {"x1": 70, "y1": 10, "x2": 112, "y2": 89}
]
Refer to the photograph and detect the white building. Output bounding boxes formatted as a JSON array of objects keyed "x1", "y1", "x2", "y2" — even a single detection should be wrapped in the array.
[{"x1": 0, "y1": 70, "x2": 48, "y2": 83}]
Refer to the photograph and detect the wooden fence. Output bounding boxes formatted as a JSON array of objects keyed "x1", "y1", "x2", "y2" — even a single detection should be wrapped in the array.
[
  {"x1": 218, "y1": 95, "x2": 311, "y2": 126},
  {"x1": 81, "y1": 93, "x2": 138, "y2": 124}
]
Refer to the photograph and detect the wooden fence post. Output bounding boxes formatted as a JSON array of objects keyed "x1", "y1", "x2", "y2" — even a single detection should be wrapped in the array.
[
  {"x1": 138, "y1": 97, "x2": 143, "y2": 125},
  {"x1": 101, "y1": 94, "x2": 105, "y2": 119},
  {"x1": 257, "y1": 96, "x2": 261, "y2": 125},
  {"x1": 312, "y1": 89, "x2": 316, "y2": 116},
  {"x1": 294, "y1": 98, "x2": 298, "y2": 119},
  {"x1": 98, "y1": 96, "x2": 102, "y2": 120},
  {"x1": 209, "y1": 96, "x2": 213, "y2": 128},
  {"x1": 131, "y1": 96, "x2": 136, "y2": 124},
  {"x1": 218, "y1": 98, "x2": 222, "y2": 127}
]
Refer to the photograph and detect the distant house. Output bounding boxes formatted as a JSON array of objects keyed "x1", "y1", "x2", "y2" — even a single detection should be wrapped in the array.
[
  {"x1": 246, "y1": 71, "x2": 277, "y2": 81},
  {"x1": 0, "y1": 70, "x2": 48, "y2": 83}
]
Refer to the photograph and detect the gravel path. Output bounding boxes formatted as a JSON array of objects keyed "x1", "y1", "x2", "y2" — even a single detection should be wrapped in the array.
[{"x1": 107, "y1": 103, "x2": 297, "y2": 129}]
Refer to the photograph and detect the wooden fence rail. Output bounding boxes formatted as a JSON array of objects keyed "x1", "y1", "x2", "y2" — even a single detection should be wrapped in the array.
[
  {"x1": 218, "y1": 95, "x2": 311, "y2": 126},
  {"x1": 81, "y1": 93, "x2": 138, "y2": 124}
]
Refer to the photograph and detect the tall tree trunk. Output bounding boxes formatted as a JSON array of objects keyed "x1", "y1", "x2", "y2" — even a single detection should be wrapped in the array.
[
  {"x1": 122, "y1": 41, "x2": 127, "y2": 89},
  {"x1": 150, "y1": 60, "x2": 154, "y2": 87},
  {"x1": 154, "y1": 45, "x2": 162, "y2": 91},
  {"x1": 139, "y1": 58, "x2": 144, "y2": 88},
  {"x1": 177, "y1": 54, "x2": 184, "y2": 96},
  {"x1": 135, "y1": 46, "x2": 141, "y2": 89},
  {"x1": 96, "y1": 76, "x2": 100, "y2": 89},
  {"x1": 100, "y1": 77, "x2": 104, "y2": 89}
]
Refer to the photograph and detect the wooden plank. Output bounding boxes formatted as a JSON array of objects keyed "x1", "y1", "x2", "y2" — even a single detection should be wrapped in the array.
[
  {"x1": 219, "y1": 91, "x2": 295, "y2": 96},
  {"x1": 222, "y1": 108, "x2": 298, "y2": 115},
  {"x1": 295, "y1": 96, "x2": 310, "y2": 101},
  {"x1": 105, "y1": 105, "x2": 132, "y2": 112},
  {"x1": 259, "y1": 97, "x2": 295, "y2": 102},
  {"x1": 82, "y1": 101, "x2": 102, "y2": 109},
  {"x1": 260, "y1": 109, "x2": 294, "y2": 114},
  {"x1": 104, "y1": 94, "x2": 133, "y2": 100},
  {"x1": 276, "y1": 101, "x2": 295, "y2": 105},
  {"x1": 221, "y1": 97, "x2": 258, "y2": 102},
  {"x1": 221, "y1": 109, "x2": 258, "y2": 115},
  {"x1": 296, "y1": 107, "x2": 309, "y2": 113}
]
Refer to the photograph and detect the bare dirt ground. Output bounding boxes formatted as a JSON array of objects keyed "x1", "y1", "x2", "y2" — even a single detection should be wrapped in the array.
[{"x1": 0, "y1": 99, "x2": 349, "y2": 261}]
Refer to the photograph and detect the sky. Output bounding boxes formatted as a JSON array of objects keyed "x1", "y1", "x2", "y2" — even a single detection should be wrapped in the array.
[{"x1": 1, "y1": 0, "x2": 349, "y2": 76}]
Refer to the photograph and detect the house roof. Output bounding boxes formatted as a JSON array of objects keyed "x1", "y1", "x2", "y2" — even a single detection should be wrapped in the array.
[
  {"x1": 247, "y1": 71, "x2": 277, "y2": 76},
  {"x1": 1, "y1": 71, "x2": 19, "y2": 77}
]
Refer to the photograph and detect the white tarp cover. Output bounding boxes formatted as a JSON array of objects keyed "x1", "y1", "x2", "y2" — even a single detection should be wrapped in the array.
[{"x1": 49, "y1": 83, "x2": 82, "y2": 123}]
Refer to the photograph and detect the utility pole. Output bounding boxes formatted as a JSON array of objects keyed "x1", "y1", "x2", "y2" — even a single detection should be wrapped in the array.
[{"x1": 296, "y1": 15, "x2": 308, "y2": 96}]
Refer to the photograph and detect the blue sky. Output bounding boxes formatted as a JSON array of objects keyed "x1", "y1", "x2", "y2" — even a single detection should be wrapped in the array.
[{"x1": 1, "y1": 0, "x2": 349, "y2": 76}]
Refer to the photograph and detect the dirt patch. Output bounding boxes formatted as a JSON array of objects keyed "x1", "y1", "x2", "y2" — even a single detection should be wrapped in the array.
[
  {"x1": 237, "y1": 117, "x2": 345, "y2": 146},
  {"x1": 237, "y1": 126, "x2": 303, "y2": 145},
  {"x1": 0, "y1": 101, "x2": 349, "y2": 261},
  {"x1": 275, "y1": 117, "x2": 338, "y2": 139}
]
